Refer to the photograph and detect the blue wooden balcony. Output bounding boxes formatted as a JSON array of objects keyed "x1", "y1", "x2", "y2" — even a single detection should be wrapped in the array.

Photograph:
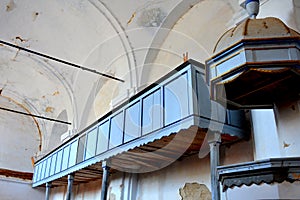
[{"x1": 32, "y1": 60, "x2": 247, "y2": 187}]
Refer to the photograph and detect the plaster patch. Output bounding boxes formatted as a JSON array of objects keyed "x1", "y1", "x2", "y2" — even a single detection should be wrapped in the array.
[
  {"x1": 137, "y1": 8, "x2": 166, "y2": 27},
  {"x1": 179, "y1": 183, "x2": 211, "y2": 200}
]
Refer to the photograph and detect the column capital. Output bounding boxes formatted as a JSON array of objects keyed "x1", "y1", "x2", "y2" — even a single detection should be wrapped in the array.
[
  {"x1": 45, "y1": 182, "x2": 52, "y2": 188},
  {"x1": 67, "y1": 173, "x2": 75, "y2": 180},
  {"x1": 102, "y1": 160, "x2": 111, "y2": 170},
  {"x1": 207, "y1": 133, "x2": 221, "y2": 146}
]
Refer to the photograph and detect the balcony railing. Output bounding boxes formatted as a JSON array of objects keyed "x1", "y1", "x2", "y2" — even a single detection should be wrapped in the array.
[{"x1": 32, "y1": 60, "x2": 247, "y2": 187}]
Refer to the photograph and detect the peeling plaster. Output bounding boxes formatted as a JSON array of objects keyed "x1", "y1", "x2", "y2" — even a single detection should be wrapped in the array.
[
  {"x1": 6, "y1": 0, "x2": 16, "y2": 12},
  {"x1": 179, "y1": 183, "x2": 211, "y2": 200},
  {"x1": 283, "y1": 141, "x2": 291, "y2": 148},
  {"x1": 45, "y1": 106, "x2": 54, "y2": 113},
  {"x1": 137, "y1": 7, "x2": 166, "y2": 27},
  {"x1": 15, "y1": 36, "x2": 28, "y2": 43},
  {"x1": 52, "y1": 90, "x2": 60, "y2": 96}
]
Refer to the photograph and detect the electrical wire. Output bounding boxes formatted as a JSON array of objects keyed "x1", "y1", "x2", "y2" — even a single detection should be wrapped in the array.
[
  {"x1": 0, "y1": 40, "x2": 125, "y2": 82},
  {"x1": 0, "y1": 106, "x2": 71, "y2": 125}
]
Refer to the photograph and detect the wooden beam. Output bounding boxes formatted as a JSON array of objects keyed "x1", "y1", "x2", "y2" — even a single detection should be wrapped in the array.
[{"x1": 0, "y1": 168, "x2": 33, "y2": 180}]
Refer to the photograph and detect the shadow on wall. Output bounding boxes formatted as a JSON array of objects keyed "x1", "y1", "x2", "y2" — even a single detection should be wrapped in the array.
[{"x1": 47, "y1": 110, "x2": 68, "y2": 150}]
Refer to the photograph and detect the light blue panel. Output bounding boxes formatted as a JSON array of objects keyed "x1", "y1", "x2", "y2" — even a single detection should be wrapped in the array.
[
  {"x1": 61, "y1": 145, "x2": 70, "y2": 171},
  {"x1": 124, "y1": 101, "x2": 141, "y2": 143},
  {"x1": 49, "y1": 153, "x2": 57, "y2": 176},
  {"x1": 164, "y1": 73, "x2": 189, "y2": 125},
  {"x1": 142, "y1": 89, "x2": 162, "y2": 135},
  {"x1": 55, "y1": 150, "x2": 63, "y2": 174},
  {"x1": 68, "y1": 141, "x2": 78, "y2": 167},
  {"x1": 96, "y1": 120, "x2": 110, "y2": 154},
  {"x1": 45, "y1": 157, "x2": 51, "y2": 178},
  {"x1": 85, "y1": 127, "x2": 98, "y2": 160},
  {"x1": 109, "y1": 112, "x2": 124, "y2": 148},
  {"x1": 76, "y1": 135, "x2": 86, "y2": 164}
]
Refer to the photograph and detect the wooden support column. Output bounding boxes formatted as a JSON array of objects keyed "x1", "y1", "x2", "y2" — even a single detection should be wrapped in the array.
[
  {"x1": 209, "y1": 133, "x2": 221, "y2": 200},
  {"x1": 66, "y1": 174, "x2": 74, "y2": 200},
  {"x1": 45, "y1": 182, "x2": 52, "y2": 200},
  {"x1": 101, "y1": 161, "x2": 110, "y2": 200}
]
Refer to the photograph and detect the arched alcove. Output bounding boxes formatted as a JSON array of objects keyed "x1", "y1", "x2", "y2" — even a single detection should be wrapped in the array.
[{"x1": 0, "y1": 96, "x2": 40, "y2": 172}]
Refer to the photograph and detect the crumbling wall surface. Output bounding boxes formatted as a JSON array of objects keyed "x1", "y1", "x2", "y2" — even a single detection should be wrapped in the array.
[{"x1": 179, "y1": 182, "x2": 211, "y2": 200}]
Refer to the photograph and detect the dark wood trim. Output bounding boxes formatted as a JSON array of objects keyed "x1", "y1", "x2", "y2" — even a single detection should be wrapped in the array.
[{"x1": 0, "y1": 168, "x2": 33, "y2": 180}]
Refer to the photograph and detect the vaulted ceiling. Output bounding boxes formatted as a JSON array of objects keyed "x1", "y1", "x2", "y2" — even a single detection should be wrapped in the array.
[{"x1": 1, "y1": 0, "x2": 299, "y2": 166}]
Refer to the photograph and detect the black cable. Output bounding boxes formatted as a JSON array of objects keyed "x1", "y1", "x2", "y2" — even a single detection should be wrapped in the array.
[
  {"x1": 0, "y1": 106, "x2": 71, "y2": 125},
  {"x1": 0, "y1": 40, "x2": 125, "y2": 83}
]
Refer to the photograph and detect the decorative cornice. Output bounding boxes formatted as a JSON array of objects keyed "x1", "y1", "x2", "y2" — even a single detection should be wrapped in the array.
[{"x1": 218, "y1": 157, "x2": 300, "y2": 191}]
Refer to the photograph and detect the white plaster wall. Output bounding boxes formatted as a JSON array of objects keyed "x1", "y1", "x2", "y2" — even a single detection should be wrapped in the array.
[
  {"x1": 0, "y1": 178, "x2": 44, "y2": 200},
  {"x1": 0, "y1": 97, "x2": 42, "y2": 199},
  {"x1": 146, "y1": 0, "x2": 238, "y2": 85},
  {"x1": 74, "y1": 179, "x2": 102, "y2": 199},
  {"x1": 136, "y1": 155, "x2": 211, "y2": 200},
  {"x1": 225, "y1": 181, "x2": 300, "y2": 200},
  {"x1": 225, "y1": 183, "x2": 280, "y2": 200},
  {"x1": 251, "y1": 109, "x2": 281, "y2": 160},
  {"x1": 221, "y1": 139, "x2": 254, "y2": 166},
  {"x1": 274, "y1": 101, "x2": 300, "y2": 157}
]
